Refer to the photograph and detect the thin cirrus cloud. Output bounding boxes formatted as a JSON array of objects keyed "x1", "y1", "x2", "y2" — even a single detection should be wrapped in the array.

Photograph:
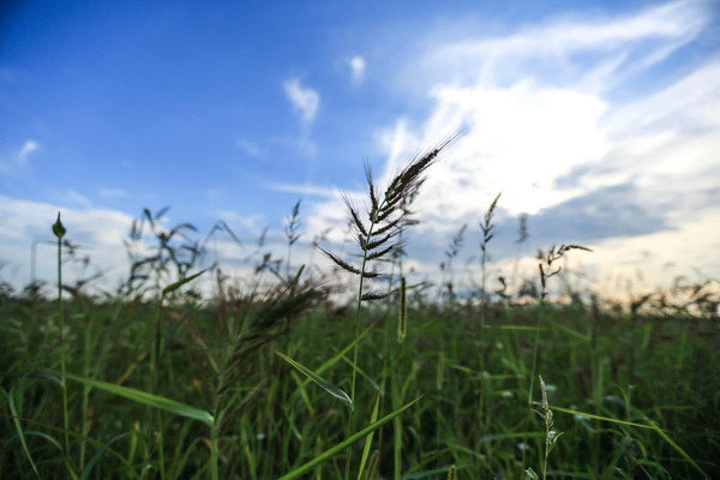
[
  {"x1": 283, "y1": 78, "x2": 320, "y2": 125},
  {"x1": 235, "y1": 138, "x2": 264, "y2": 159},
  {"x1": 425, "y1": 0, "x2": 710, "y2": 89},
  {"x1": 98, "y1": 187, "x2": 130, "y2": 199}
]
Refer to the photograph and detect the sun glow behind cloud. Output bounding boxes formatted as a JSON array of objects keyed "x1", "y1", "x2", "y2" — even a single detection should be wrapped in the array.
[{"x1": 303, "y1": 0, "x2": 720, "y2": 296}]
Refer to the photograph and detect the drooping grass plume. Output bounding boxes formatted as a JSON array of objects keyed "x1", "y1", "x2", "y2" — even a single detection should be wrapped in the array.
[
  {"x1": 538, "y1": 244, "x2": 593, "y2": 301},
  {"x1": 319, "y1": 132, "x2": 461, "y2": 299}
]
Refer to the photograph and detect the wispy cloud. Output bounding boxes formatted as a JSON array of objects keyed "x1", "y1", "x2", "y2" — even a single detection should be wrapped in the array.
[
  {"x1": 235, "y1": 138, "x2": 264, "y2": 159},
  {"x1": 18, "y1": 140, "x2": 39, "y2": 162},
  {"x1": 0, "y1": 139, "x2": 39, "y2": 174},
  {"x1": 348, "y1": 55, "x2": 366, "y2": 86},
  {"x1": 420, "y1": 0, "x2": 711, "y2": 93},
  {"x1": 283, "y1": 78, "x2": 320, "y2": 125},
  {"x1": 437, "y1": 1, "x2": 708, "y2": 57},
  {"x1": 66, "y1": 189, "x2": 92, "y2": 208},
  {"x1": 99, "y1": 187, "x2": 129, "y2": 199},
  {"x1": 215, "y1": 209, "x2": 265, "y2": 234},
  {"x1": 265, "y1": 182, "x2": 338, "y2": 198}
]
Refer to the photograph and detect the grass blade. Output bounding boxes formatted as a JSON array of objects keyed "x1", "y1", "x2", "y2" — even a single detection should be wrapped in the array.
[
  {"x1": 644, "y1": 417, "x2": 709, "y2": 479},
  {"x1": 356, "y1": 390, "x2": 381, "y2": 480},
  {"x1": 162, "y1": 269, "x2": 207, "y2": 296},
  {"x1": 299, "y1": 324, "x2": 374, "y2": 387},
  {"x1": 552, "y1": 406, "x2": 657, "y2": 430},
  {"x1": 2, "y1": 387, "x2": 40, "y2": 477},
  {"x1": 61, "y1": 372, "x2": 214, "y2": 427},
  {"x1": 278, "y1": 396, "x2": 422, "y2": 480},
  {"x1": 554, "y1": 406, "x2": 709, "y2": 478},
  {"x1": 275, "y1": 351, "x2": 352, "y2": 408}
]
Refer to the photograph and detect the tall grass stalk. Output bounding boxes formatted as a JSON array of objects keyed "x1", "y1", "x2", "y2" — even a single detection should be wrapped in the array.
[
  {"x1": 476, "y1": 194, "x2": 499, "y2": 458},
  {"x1": 320, "y1": 135, "x2": 458, "y2": 476},
  {"x1": 523, "y1": 245, "x2": 589, "y2": 476},
  {"x1": 528, "y1": 245, "x2": 591, "y2": 404},
  {"x1": 479, "y1": 193, "x2": 501, "y2": 325},
  {"x1": 284, "y1": 199, "x2": 302, "y2": 283},
  {"x1": 52, "y1": 213, "x2": 71, "y2": 459}
]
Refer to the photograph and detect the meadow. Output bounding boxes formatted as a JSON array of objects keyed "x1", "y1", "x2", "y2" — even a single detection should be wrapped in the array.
[{"x1": 1, "y1": 140, "x2": 718, "y2": 479}]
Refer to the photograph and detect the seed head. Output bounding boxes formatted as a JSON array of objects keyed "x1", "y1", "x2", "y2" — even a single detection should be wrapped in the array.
[{"x1": 52, "y1": 212, "x2": 66, "y2": 239}]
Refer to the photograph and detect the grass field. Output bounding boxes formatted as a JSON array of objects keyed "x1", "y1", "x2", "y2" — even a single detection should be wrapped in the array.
[{"x1": 1, "y1": 144, "x2": 719, "y2": 479}]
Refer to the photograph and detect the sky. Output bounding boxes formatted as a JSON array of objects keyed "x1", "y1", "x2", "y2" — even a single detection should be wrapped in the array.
[{"x1": 1, "y1": 0, "x2": 719, "y2": 299}]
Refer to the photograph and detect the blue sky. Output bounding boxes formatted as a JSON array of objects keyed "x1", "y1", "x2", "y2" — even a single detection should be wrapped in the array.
[{"x1": 1, "y1": 0, "x2": 719, "y2": 297}]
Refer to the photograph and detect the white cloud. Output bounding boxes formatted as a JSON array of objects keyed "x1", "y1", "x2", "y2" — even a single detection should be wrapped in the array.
[
  {"x1": 0, "y1": 139, "x2": 39, "y2": 173},
  {"x1": 18, "y1": 140, "x2": 39, "y2": 162},
  {"x1": 283, "y1": 78, "x2": 320, "y2": 125},
  {"x1": 348, "y1": 56, "x2": 366, "y2": 85},
  {"x1": 304, "y1": 0, "x2": 720, "y2": 291},
  {"x1": 0, "y1": 194, "x2": 136, "y2": 289},
  {"x1": 381, "y1": 84, "x2": 609, "y2": 220},
  {"x1": 584, "y1": 206, "x2": 720, "y2": 298}
]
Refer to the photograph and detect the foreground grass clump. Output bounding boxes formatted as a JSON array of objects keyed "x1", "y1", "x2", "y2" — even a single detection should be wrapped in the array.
[{"x1": 1, "y1": 143, "x2": 719, "y2": 478}]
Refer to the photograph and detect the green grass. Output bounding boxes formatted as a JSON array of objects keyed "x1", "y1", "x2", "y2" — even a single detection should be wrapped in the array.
[
  {"x1": 1, "y1": 289, "x2": 718, "y2": 479},
  {"x1": 1, "y1": 151, "x2": 719, "y2": 479}
]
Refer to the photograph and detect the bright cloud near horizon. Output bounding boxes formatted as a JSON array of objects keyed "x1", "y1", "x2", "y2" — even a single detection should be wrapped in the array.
[{"x1": 1, "y1": 0, "x2": 718, "y2": 298}]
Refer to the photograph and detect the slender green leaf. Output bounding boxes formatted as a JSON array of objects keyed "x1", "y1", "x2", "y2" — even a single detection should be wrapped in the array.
[
  {"x1": 645, "y1": 418, "x2": 709, "y2": 479},
  {"x1": 2, "y1": 387, "x2": 40, "y2": 477},
  {"x1": 162, "y1": 269, "x2": 207, "y2": 296},
  {"x1": 491, "y1": 325, "x2": 547, "y2": 332},
  {"x1": 61, "y1": 372, "x2": 214, "y2": 427},
  {"x1": 356, "y1": 390, "x2": 381, "y2": 480},
  {"x1": 290, "y1": 371, "x2": 315, "y2": 415},
  {"x1": 552, "y1": 406, "x2": 657, "y2": 430},
  {"x1": 340, "y1": 354, "x2": 380, "y2": 391},
  {"x1": 21, "y1": 431, "x2": 80, "y2": 480},
  {"x1": 555, "y1": 407, "x2": 709, "y2": 478},
  {"x1": 278, "y1": 396, "x2": 422, "y2": 480},
  {"x1": 299, "y1": 324, "x2": 373, "y2": 388},
  {"x1": 275, "y1": 351, "x2": 352, "y2": 408},
  {"x1": 80, "y1": 432, "x2": 132, "y2": 480}
]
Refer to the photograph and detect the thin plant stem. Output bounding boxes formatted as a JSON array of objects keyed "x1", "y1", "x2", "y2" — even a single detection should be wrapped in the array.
[
  {"x1": 345, "y1": 217, "x2": 376, "y2": 480},
  {"x1": 52, "y1": 213, "x2": 70, "y2": 458}
]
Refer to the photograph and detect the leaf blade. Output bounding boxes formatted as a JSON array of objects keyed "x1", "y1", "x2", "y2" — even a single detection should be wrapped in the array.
[
  {"x1": 275, "y1": 351, "x2": 352, "y2": 408},
  {"x1": 278, "y1": 396, "x2": 422, "y2": 480},
  {"x1": 61, "y1": 372, "x2": 214, "y2": 427}
]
